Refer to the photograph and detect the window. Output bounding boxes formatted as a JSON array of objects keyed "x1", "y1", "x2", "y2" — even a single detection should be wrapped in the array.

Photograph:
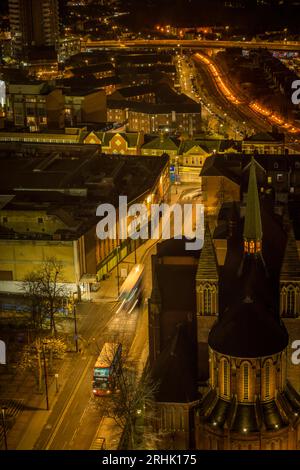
[
  {"x1": 277, "y1": 173, "x2": 284, "y2": 182},
  {"x1": 203, "y1": 287, "x2": 212, "y2": 314},
  {"x1": 0, "y1": 270, "x2": 13, "y2": 280},
  {"x1": 223, "y1": 360, "x2": 229, "y2": 397},
  {"x1": 243, "y1": 363, "x2": 249, "y2": 400},
  {"x1": 287, "y1": 286, "x2": 295, "y2": 316},
  {"x1": 3, "y1": 217, "x2": 7, "y2": 223},
  {"x1": 265, "y1": 362, "x2": 270, "y2": 400},
  {"x1": 38, "y1": 217, "x2": 44, "y2": 224}
]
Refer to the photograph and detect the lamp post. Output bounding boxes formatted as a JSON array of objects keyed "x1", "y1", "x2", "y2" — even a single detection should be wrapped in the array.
[
  {"x1": 55, "y1": 373, "x2": 59, "y2": 394},
  {"x1": 134, "y1": 239, "x2": 137, "y2": 264},
  {"x1": 1, "y1": 406, "x2": 7, "y2": 450},
  {"x1": 116, "y1": 246, "x2": 120, "y2": 297},
  {"x1": 41, "y1": 343, "x2": 49, "y2": 411},
  {"x1": 73, "y1": 302, "x2": 79, "y2": 353}
]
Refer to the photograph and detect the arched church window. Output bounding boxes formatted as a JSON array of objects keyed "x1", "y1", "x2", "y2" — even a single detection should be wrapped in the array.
[
  {"x1": 204, "y1": 286, "x2": 212, "y2": 315},
  {"x1": 220, "y1": 358, "x2": 230, "y2": 398},
  {"x1": 287, "y1": 286, "x2": 295, "y2": 316},
  {"x1": 243, "y1": 362, "x2": 249, "y2": 401},
  {"x1": 265, "y1": 361, "x2": 271, "y2": 400}
]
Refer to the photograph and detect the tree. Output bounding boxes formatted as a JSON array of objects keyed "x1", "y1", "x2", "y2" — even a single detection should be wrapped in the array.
[
  {"x1": 22, "y1": 272, "x2": 45, "y2": 330},
  {"x1": 38, "y1": 258, "x2": 68, "y2": 336},
  {"x1": 21, "y1": 257, "x2": 69, "y2": 336},
  {"x1": 94, "y1": 341, "x2": 159, "y2": 450},
  {"x1": 18, "y1": 335, "x2": 66, "y2": 392}
]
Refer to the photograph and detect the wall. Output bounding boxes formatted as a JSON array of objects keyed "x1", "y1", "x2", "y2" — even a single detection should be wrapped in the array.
[
  {"x1": 82, "y1": 90, "x2": 107, "y2": 123},
  {"x1": 0, "y1": 239, "x2": 76, "y2": 290}
]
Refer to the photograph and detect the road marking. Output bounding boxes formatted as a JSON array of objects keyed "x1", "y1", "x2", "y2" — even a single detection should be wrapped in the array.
[{"x1": 45, "y1": 356, "x2": 93, "y2": 450}]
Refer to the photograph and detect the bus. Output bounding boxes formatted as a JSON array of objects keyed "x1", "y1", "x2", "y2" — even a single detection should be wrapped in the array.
[
  {"x1": 92, "y1": 342, "x2": 122, "y2": 396},
  {"x1": 116, "y1": 264, "x2": 144, "y2": 314}
]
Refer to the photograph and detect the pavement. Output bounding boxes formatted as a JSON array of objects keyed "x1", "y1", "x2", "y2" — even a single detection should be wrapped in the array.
[{"x1": 1, "y1": 183, "x2": 188, "y2": 450}]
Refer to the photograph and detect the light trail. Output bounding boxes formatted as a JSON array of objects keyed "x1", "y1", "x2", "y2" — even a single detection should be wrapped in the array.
[{"x1": 194, "y1": 52, "x2": 300, "y2": 135}]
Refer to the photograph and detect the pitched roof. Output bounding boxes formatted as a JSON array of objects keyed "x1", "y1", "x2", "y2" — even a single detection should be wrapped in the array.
[
  {"x1": 243, "y1": 157, "x2": 263, "y2": 242},
  {"x1": 200, "y1": 154, "x2": 241, "y2": 184},
  {"x1": 151, "y1": 324, "x2": 198, "y2": 403},
  {"x1": 101, "y1": 132, "x2": 139, "y2": 148},
  {"x1": 208, "y1": 296, "x2": 289, "y2": 357},
  {"x1": 280, "y1": 227, "x2": 300, "y2": 281},
  {"x1": 196, "y1": 226, "x2": 218, "y2": 281},
  {"x1": 243, "y1": 131, "x2": 285, "y2": 143},
  {"x1": 142, "y1": 135, "x2": 179, "y2": 151}
]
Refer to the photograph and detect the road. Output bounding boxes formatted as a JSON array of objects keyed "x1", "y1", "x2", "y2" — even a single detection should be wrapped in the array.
[
  {"x1": 177, "y1": 51, "x2": 300, "y2": 147},
  {"x1": 177, "y1": 55, "x2": 265, "y2": 139},
  {"x1": 30, "y1": 234, "x2": 159, "y2": 449},
  {"x1": 83, "y1": 38, "x2": 300, "y2": 52}
]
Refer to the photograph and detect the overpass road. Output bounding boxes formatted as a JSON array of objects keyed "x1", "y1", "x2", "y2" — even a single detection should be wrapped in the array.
[{"x1": 84, "y1": 38, "x2": 300, "y2": 52}]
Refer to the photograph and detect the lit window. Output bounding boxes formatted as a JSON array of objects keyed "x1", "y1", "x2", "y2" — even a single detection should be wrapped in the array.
[
  {"x1": 265, "y1": 362, "x2": 270, "y2": 400},
  {"x1": 203, "y1": 287, "x2": 211, "y2": 315},
  {"x1": 222, "y1": 359, "x2": 229, "y2": 398},
  {"x1": 277, "y1": 173, "x2": 284, "y2": 182},
  {"x1": 243, "y1": 363, "x2": 249, "y2": 401},
  {"x1": 287, "y1": 286, "x2": 295, "y2": 316}
]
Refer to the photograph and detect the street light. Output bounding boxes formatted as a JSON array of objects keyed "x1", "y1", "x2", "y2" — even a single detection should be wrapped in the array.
[
  {"x1": 116, "y1": 246, "x2": 120, "y2": 298},
  {"x1": 55, "y1": 373, "x2": 59, "y2": 394},
  {"x1": 41, "y1": 343, "x2": 49, "y2": 411},
  {"x1": 1, "y1": 406, "x2": 7, "y2": 450},
  {"x1": 73, "y1": 302, "x2": 79, "y2": 353}
]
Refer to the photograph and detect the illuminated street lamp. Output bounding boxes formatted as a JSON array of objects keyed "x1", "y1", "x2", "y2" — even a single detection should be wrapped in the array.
[{"x1": 116, "y1": 246, "x2": 120, "y2": 297}]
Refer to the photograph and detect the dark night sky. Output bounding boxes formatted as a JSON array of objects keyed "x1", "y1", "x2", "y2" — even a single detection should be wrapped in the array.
[
  {"x1": 1, "y1": 0, "x2": 300, "y2": 33},
  {"x1": 121, "y1": 0, "x2": 300, "y2": 32}
]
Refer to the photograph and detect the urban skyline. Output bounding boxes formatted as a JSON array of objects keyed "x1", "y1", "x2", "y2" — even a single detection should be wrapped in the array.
[{"x1": 0, "y1": 0, "x2": 300, "y2": 457}]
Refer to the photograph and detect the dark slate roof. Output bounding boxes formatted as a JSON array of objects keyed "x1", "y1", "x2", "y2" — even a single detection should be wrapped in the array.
[
  {"x1": 198, "y1": 378, "x2": 300, "y2": 432},
  {"x1": 179, "y1": 139, "x2": 240, "y2": 155},
  {"x1": 243, "y1": 158, "x2": 263, "y2": 242},
  {"x1": 71, "y1": 63, "x2": 114, "y2": 75},
  {"x1": 196, "y1": 226, "x2": 218, "y2": 281},
  {"x1": 142, "y1": 135, "x2": 179, "y2": 151},
  {"x1": 280, "y1": 227, "x2": 300, "y2": 281},
  {"x1": 200, "y1": 154, "x2": 241, "y2": 184},
  {"x1": 156, "y1": 263, "x2": 197, "y2": 312},
  {"x1": 243, "y1": 131, "x2": 285, "y2": 143},
  {"x1": 208, "y1": 295, "x2": 289, "y2": 357},
  {"x1": 110, "y1": 84, "x2": 155, "y2": 98},
  {"x1": 151, "y1": 324, "x2": 198, "y2": 403},
  {"x1": 156, "y1": 237, "x2": 201, "y2": 259}
]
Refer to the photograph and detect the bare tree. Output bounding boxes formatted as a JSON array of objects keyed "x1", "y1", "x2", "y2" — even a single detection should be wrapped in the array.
[
  {"x1": 22, "y1": 257, "x2": 68, "y2": 336},
  {"x1": 22, "y1": 272, "x2": 45, "y2": 330},
  {"x1": 93, "y1": 339, "x2": 160, "y2": 450},
  {"x1": 18, "y1": 335, "x2": 66, "y2": 392}
]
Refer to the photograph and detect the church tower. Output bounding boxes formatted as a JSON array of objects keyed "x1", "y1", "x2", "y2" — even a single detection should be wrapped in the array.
[
  {"x1": 196, "y1": 225, "x2": 219, "y2": 346},
  {"x1": 195, "y1": 158, "x2": 300, "y2": 450},
  {"x1": 196, "y1": 225, "x2": 219, "y2": 317},
  {"x1": 243, "y1": 157, "x2": 263, "y2": 255},
  {"x1": 280, "y1": 226, "x2": 300, "y2": 318}
]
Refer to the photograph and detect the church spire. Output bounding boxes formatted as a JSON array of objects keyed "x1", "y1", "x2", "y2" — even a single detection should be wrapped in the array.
[{"x1": 243, "y1": 157, "x2": 263, "y2": 254}]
